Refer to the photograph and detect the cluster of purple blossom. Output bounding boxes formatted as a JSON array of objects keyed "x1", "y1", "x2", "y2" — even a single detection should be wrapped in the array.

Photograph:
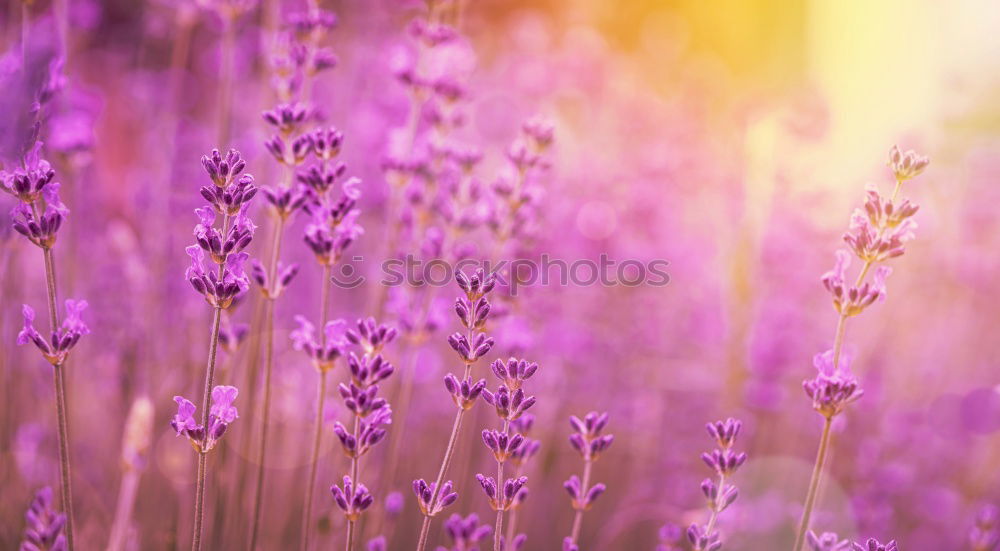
[{"x1": 8, "y1": 0, "x2": 979, "y2": 549}]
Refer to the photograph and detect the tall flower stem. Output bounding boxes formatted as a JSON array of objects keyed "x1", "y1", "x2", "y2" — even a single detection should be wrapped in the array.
[
  {"x1": 192, "y1": 213, "x2": 231, "y2": 551},
  {"x1": 193, "y1": 304, "x2": 224, "y2": 551},
  {"x1": 493, "y1": 419, "x2": 510, "y2": 551},
  {"x1": 302, "y1": 263, "x2": 332, "y2": 551},
  {"x1": 250, "y1": 214, "x2": 287, "y2": 550},
  {"x1": 416, "y1": 372, "x2": 471, "y2": 551},
  {"x1": 569, "y1": 458, "x2": 592, "y2": 545},
  {"x1": 41, "y1": 244, "x2": 75, "y2": 551},
  {"x1": 792, "y1": 416, "x2": 833, "y2": 551},
  {"x1": 301, "y1": 369, "x2": 327, "y2": 550},
  {"x1": 346, "y1": 413, "x2": 361, "y2": 551},
  {"x1": 703, "y1": 473, "x2": 726, "y2": 536}
]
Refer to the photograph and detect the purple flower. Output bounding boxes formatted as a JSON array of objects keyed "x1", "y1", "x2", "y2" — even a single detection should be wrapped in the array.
[
  {"x1": 17, "y1": 301, "x2": 90, "y2": 366},
  {"x1": 250, "y1": 259, "x2": 299, "y2": 300},
  {"x1": 290, "y1": 317, "x2": 348, "y2": 371},
  {"x1": 309, "y1": 127, "x2": 343, "y2": 161},
  {"x1": 851, "y1": 538, "x2": 898, "y2": 551},
  {"x1": 455, "y1": 268, "x2": 497, "y2": 300},
  {"x1": 482, "y1": 385, "x2": 536, "y2": 422},
  {"x1": 262, "y1": 102, "x2": 309, "y2": 135},
  {"x1": 330, "y1": 476, "x2": 374, "y2": 521},
  {"x1": 888, "y1": 145, "x2": 929, "y2": 181},
  {"x1": 19, "y1": 487, "x2": 67, "y2": 551},
  {"x1": 447, "y1": 331, "x2": 495, "y2": 364},
  {"x1": 475, "y1": 474, "x2": 527, "y2": 512},
  {"x1": 1, "y1": 142, "x2": 55, "y2": 203},
  {"x1": 489, "y1": 357, "x2": 538, "y2": 390},
  {"x1": 260, "y1": 183, "x2": 309, "y2": 219},
  {"x1": 346, "y1": 317, "x2": 399, "y2": 355},
  {"x1": 563, "y1": 475, "x2": 606, "y2": 511},
  {"x1": 443, "y1": 374, "x2": 487, "y2": 410},
  {"x1": 803, "y1": 349, "x2": 864, "y2": 418},
  {"x1": 346, "y1": 353, "x2": 395, "y2": 387},
  {"x1": 413, "y1": 479, "x2": 458, "y2": 516},
  {"x1": 337, "y1": 383, "x2": 387, "y2": 417},
  {"x1": 701, "y1": 448, "x2": 749, "y2": 477},
  {"x1": 184, "y1": 246, "x2": 250, "y2": 308},
  {"x1": 807, "y1": 531, "x2": 852, "y2": 551},
  {"x1": 201, "y1": 148, "x2": 247, "y2": 188},
  {"x1": 688, "y1": 417, "x2": 747, "y2": 550},
  {"x1": 686, "y1": 524, "x2": 721, "y2": 551},
  {"x1": 482, "y1": 429, "x2": 525, "y2": 462},
  {"x1": 303, "y1": 208, "x2": 364, "y2": 266},
  {"x1": 441, "y1": 513, "x2": 491, "y2": 551},
  {"x1": 568, "y1": 412, "x2": 614, "y2": 461},
  {"x1": 706, "y1": 418, "x2": 742, "y2": 449},
  {"x1": 333, "y1": 406, "x2": 392, "y2": 458},
  {"x1": 170, "y1": 386, "x2": 238, "y2": 453},
  {"x1": 821, "y1": 251, "x2": 892, "y2": 317},
  {"x1": 200, "y1": 174, "x2": 257, "y2": 216}
]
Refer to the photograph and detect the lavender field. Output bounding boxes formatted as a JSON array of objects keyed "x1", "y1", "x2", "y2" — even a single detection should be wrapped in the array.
[{"x1": 2, "y1": 1, "x2": 999, "y2": 550}]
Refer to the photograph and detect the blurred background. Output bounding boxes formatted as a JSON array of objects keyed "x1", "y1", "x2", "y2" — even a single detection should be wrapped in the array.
[{"x1": 2, "y1": 0, "x2": 999, "y2": 549}]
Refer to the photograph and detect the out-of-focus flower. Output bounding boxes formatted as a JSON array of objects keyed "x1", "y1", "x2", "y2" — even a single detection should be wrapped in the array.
[
  {"x1": 888, "y1": 145, "x2": 929, "y2": 181},
  {"x1": 20, "y1": 487, "x2": 68, "y2": 551},
  {"x1": 970, "y1": 505, "x2": 1000, "y2": 551},
  {"x1": 851, "y1": 538, "x2": 898, "y2": 551},
  {"x1": 806, "y1": 531, "x2": 851, "y2": 551}
]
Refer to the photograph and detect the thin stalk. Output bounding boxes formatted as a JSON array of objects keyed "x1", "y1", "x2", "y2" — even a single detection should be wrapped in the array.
[
  {"x1": 250, "y1": 214, "x2": 287, "y2": 549},
  {"x1": 703, "y1": 473, "x2": 726, "y2": 537},
  {"x1": 107, "y1": 468, "x2": 140, "y2": 551},
  {"x1": 569, "y1": 458, "x2": 592, "y2": 545},
  {"x1": 831, "y1": 315, "x2": 848, "y2": 370},
  {"x1": 345, "y1": 413, "x2": 361, "y2": 551},
  {"x1": 792, "y1": 417, "x2": 833, "y2": 551},
  {"x1": 416, "y1": 375, "x2": 470, "y2": 551},
  {"x1": 493, "y1": 419, "x2": 510, "y2": 551},
  {"x1": 301, "y1": 369, "x2": 328, "y2": 551},
  {"x1": 192, "y1": 214, "x2": 230, "y2": 551},
  {"x1": 41, "y1": 244, "x2": 75, "y2": 551},
  {"x1": 302, "y1": 264, "x2": 332, "y2": 551},
  {"x1": 192, "y1": 305, "x2": 224, "y2": 551},
  {"x1": 53, "y1": 364, "x2": 75, "y2": 550}
]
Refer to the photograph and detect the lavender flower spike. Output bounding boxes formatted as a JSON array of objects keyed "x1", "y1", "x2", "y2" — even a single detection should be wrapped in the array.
[
  {"x1": 17, "y1": 300, "x2": 90, "y2": 366},
  {"x1": 687, "y1": 417, "x2": 747, "y2": 551},
  {"x1": 170, "y1": 386, "x2": 239, "y2": 453},
  {"x1": 20, "y1": 487, "x2": 68, "y2": 551},
  {"x1": 564, "y1": 412, "x2": 614, "y2": 549},
  {"x1": 415, "y1": 269, "x2": 500, "y2": 551}
]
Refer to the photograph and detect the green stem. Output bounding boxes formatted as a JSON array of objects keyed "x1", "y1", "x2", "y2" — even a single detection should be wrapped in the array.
[
  {"x1": 416, "y1": 380, "x2": 469, "y2": 551},
  {"x1": 569, "y1": 458, "x2": 592, "y2": 545},
  {"x1": 792, "y1": 416, "x2": 834, "y2": 551},
  {"x1": 41, "y1": 244, "x2": 75, "y2": 551},
  {"x1": 192, "y1": 305, "x2": 224, "y2": 551},
  {"x1": 493, "y1": 419, "x2": 510, "y2": 551}
]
